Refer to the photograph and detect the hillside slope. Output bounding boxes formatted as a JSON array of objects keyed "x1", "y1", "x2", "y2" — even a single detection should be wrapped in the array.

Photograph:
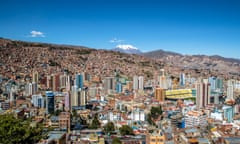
[{"x1": 0, "y1": 38, "x2": 239, "y2": 81}]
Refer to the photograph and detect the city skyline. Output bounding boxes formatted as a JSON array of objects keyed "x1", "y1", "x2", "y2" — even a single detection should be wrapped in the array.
[{"x1": 1, "y1": 0, "x2": 240, "y2": 58}]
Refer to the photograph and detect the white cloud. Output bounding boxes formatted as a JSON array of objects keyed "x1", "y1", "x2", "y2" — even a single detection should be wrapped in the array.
[
  {"x1": 109, "y1": 38, "x2": 124, "y2": 43},
  {"x1": 30, "y1": 30, "x2": 45, "y2": 37},
  {"x1": 116, "y1": 44, "x2": 138, "y2": 50}
]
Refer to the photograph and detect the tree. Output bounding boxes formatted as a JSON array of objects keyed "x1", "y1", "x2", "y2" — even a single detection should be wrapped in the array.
[
  {"x1": 119, "y1": 125, "x2": 134, "y2": 136},
  {"x1": 54, "y1": 109, "x2": 62, "y2": 116},
  {"x1": 147, "y1": 106, "x2": 163, "y2": 126},
  {"x1": 150, "y1": 106, "x2": 162, "y2": 119},
  {"x1": 112, "y1": 137, "x2": 121, "y2": 144},
  {"x1": 103, "y1": 122, "x2": 115, "y2": 134},
  {"x1": 0, "y1": 114, "x2": 45, "y2": 144},
  {"x1": 89, "y1": 114, "x2": 101, "y2": 129},
  {"x1": 147, "y1": 113, "x2": 155, "y2": 126}
]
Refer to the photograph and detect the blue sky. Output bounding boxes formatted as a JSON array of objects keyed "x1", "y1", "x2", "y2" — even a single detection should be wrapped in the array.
[{"x1": 1, "y1": 0, "x2": 240, "y2": 58}]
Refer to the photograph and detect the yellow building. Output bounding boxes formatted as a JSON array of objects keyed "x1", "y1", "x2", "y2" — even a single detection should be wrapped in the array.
[
  {"x1": 148, "y1": 130, "x2": 165, "y2": 144},
  {"x1": 155, "y1": 88, "x2": 165, "y2": 101},
  {"x1": 166, "y1": 89, "x2": 193, "y2": 99}
]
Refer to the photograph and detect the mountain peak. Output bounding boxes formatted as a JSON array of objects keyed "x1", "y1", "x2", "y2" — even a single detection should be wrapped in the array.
[
  {"x1": 115, "y1": 44, "x2": 138, "y2": 50},
  {"x1": 112, "y1": 44, "x2": 142, "y2": 54}
]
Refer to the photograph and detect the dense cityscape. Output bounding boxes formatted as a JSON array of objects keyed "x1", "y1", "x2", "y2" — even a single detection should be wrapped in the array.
[{"x1": 0, "y1": 38, "x2": 240, "y2": 144}]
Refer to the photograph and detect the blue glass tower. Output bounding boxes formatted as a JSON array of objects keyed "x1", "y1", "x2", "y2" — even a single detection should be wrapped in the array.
[
  {"x1": 46, "y1": 91, "x2": 54, "y2": 114},
  {"x1": 116, "y1": 82, "x2": 122, "y2": 93},
  {"x1": 75, "y1": 74, "x2": 84, "y2": 89},
  {"x1": 209, "y1": 77, "x2": 216, "y2": 90}
]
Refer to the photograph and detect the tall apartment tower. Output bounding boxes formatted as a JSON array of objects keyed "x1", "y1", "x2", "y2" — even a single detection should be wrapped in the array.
[
  {"x1": 196, "y1": 79, "x2": 211, "y2": 110},
  {"x1": 71, "y1": 85, "x2": 87, "y2": 109},
  {"x1": 133, "y1": 76, "x2": 144, "y2": 90},
  {"x1": 227, "y1": 80, "x2": 234, "y2": 100},
  {"x1": 71, "y1": 85, "x2": 79, "y2": 108},
  {"x1": 79, "y1": 90, "x2": 87, "y2": 106},
  {"x1": 179, "y1": 73, "x2": 185, "y2": 87},
  {"x1": 47, "y1": 75, "x2": 53, "y2": 90},
  {"x1": 32, "y1": 71, "x2": 39, "y2": 83},
  {"x1": 104, "y1": 77, "x2": 115, "y2": 94},
  {"x1": 60, "y1": 74, "x2": 67, "y2": 89},
  {"x1": 159, "y1": 69, "x2": 168, "y2": 89},
  {"x1": 52, "y1": 74, "x2": 60, "y2": 92},
  {"x1": 64, "y1": 92, "x2": 70, "y2": 111},
  {"x1": 25, "y1": 82, "x2": 38, "y2": 96},
  {"x1": 133, "y1": 75, "x2": 139, "y2": 90},
  {"x1": 138, "y1": 76, "x2": 144, "y2": 90}
]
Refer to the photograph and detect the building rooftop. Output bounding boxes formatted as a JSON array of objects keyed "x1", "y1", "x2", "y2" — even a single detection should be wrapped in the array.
[
  {"x1": 224, "y1": 137, "x2": 240, "y2": 144},
  {"x1": 185, "y1": 128, "x2": 198, "y2": 134},
  {"x1": 198, "y1": 138, "x2": 210, "y2": 144},
  {"x1": 47, "y1": 131, "x2": 66, "y2": 141}
]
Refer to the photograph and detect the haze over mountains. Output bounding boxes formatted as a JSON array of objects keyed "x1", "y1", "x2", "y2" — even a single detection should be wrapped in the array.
[{"x1": 1, "y1": 38, "x2": 240, "y2": 80}]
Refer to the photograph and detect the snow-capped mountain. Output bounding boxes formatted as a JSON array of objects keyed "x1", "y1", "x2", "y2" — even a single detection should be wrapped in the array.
[{"x1": 112, "y1": 44, "x2": 142, "y2": 54}]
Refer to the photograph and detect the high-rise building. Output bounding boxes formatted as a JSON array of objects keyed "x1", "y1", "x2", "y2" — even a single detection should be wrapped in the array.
[
  {"x1": 133, "y1": 76, "x2": 144, "y2": 90},
  {"x1": 133, "y1": 75, "x2": 139, "y2": 90},
  {"x1": 46, "y1": 91, "x2": 55, "y2": 114},
  {"x1": 75, "y1": 73, "x2": 84, "y2": 89},
  {"x1": 71, "y1": 85, "x2": 87, "y2": 109},
  {"x1": 195, "y1": 79, "x2": 210, "y2": 110},
  {"x1": 60, "y1": 74, "x2": 67, "y2": 89},
  {"x1": 155, "y1": 88, "x2": 165, "y2": 101},
  {"x1": 25, "y1": 82, "x2": 38, "y2": 96},
  {"x1": 66, "y1": 75, "x2": 71, "y2": 92},
  {"x1": 71, "y1": 85, "x2": 78, "y2": 108},
  {"x1": 32, "y1": 71, "x2": 39, "y2": 83},
  {"x1": 116, "y1": 82, "x2": 122, "y2": 93},
  {"x1": 64, "y1": 92, "x2": 70, "y2": 111},
  {"x1": 104, "y1": 77, "x2": 115, "y2": 94},
  {"x1": 53, "y1": 74, "x2": 60, "y2": 91},
  {"x1": 227, "y1": 80, "x2": 234, "y2": 100},
  {"x1": 179, "y1": 73, "x2": 185, "y2": 87},
  {"x1": 138, "y1": 76, "x2": 144, "y2": 90},
  {"x1": 79, "y1": 90, "x2": 87, "y2": 106},
  {"x1": 31, "y1": 94, "x2": 44, "y2": 108},
  {"x1": 209, "y1": 77, "x2": 216, "y2": 90},
  {"x1": 223, "y1": 105, "x2": 234, "y2": 123},
  {"x1": 47, "y1": 75, "x2": 53, "y2": 90},
  {"x1": 32, "y1": 82, "x2": 38, "y2": 95},
  {"x1": 216, "y1": 78, "x2": 223, "y2": 91},
  {"x1": 25, "y1": 83, "x2": 32, "y2": 96},
  {"x1": 159, "y1": 69, "x2": 168, "y2": 89}
]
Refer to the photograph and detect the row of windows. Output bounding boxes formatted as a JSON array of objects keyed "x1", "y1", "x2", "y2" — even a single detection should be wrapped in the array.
[{"x1": 150, "y1": 139, "x2": 164, "y2": 142}]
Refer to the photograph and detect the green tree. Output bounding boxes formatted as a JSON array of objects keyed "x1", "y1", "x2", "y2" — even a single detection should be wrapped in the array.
[
  {"x1": 54, "y1": 109, "x2": 62, "y2": 116},
  {"x1": 119, "y1": 125, "x2": 134, "y2": 136},
  {"x1": 112, "y1": 137, "x2": 121, "y2": 144},
  {"x1": 72, "y1": 109, "x2": 78, "y2": 118},
  {"x1": 147, "y1": 113, "x2": 155, "y2": 126},
  {"x1": 147, "y1": 106, "x2": 163, "y2": 126},
  {"x1": 103, "y1": 122, "x2": 115, "y2": 135},
  {"x1": 89, "y1": 114, "x2": 101, "y2": 129},
  {"x1": 150, "y1": 106, "x2": 162, "y2": 119},
  {"x1": 0, "y1": 114, "x2": 45, "y2": 144}
]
